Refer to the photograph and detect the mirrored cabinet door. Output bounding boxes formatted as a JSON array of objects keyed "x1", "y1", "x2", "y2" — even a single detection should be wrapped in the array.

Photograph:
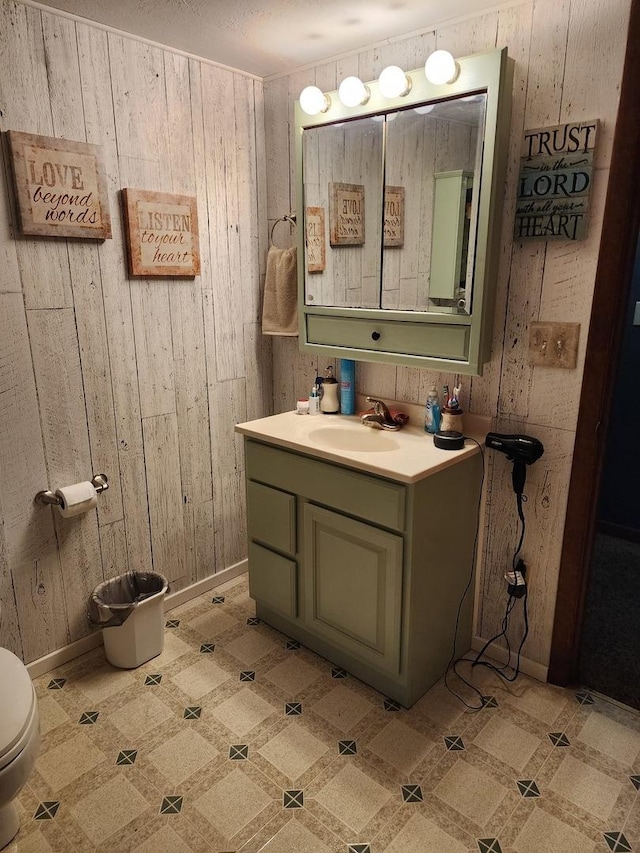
[
  {"x1": 381, "y1": 96, "x2": 486, "y2": 314},
  {"x1": 302, "y1": 117, "x2": 384, "y2": 309}
]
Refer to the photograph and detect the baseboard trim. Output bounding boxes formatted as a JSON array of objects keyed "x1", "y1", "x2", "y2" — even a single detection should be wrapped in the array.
[
  {"x1": 164, "y1": 560, "x2": 247, "y2": 611},
  {"x1": 26, "y1": 561, "x2": 248, "y2": 679},
  {"x1": 471, "y1": 636, "x2": 548, "y2": 683}
]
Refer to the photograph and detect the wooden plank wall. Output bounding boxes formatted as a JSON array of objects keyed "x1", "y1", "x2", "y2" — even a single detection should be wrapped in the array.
[
  {"x1": 264, "y1": 0, "x2": 631, "y2": 670},
  {"x1": 0, "y1": 0, "x2": 271, "y2": 663}
]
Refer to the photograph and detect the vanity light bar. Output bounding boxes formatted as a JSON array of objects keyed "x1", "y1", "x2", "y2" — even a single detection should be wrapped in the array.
[{"x1": 298, "y1": 50, "x2": 458, "y2": 116}]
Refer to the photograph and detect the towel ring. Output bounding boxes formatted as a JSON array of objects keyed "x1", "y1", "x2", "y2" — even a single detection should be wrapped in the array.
[{"x1": 270, "y1": 214, "x2": 296, "y2": 247}]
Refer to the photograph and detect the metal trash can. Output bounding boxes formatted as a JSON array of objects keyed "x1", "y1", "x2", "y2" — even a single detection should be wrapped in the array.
[{"x1": 88, "y1": 571, "x2": 169, "y2": 668}]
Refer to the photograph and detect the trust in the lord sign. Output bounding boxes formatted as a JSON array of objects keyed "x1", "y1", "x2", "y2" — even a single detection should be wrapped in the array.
[
  {"x1": 122, "y1": 188, "x2": 200, "y2": 277},
  {"x1": 8, "y1": 130, "x2": 111, "y2": 239},
  {"x1": 514, "y1": 119, "x2": 598, "y2": 242}
]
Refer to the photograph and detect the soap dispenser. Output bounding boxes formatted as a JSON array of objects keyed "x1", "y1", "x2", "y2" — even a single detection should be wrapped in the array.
[{"x1": 320, "y1": 366, "x2": 339, "y2": 414}]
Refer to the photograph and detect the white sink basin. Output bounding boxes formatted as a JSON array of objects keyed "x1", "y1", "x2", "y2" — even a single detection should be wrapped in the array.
[{"x1": 307, "y1": 426, "x2": 400, "y2": 453}]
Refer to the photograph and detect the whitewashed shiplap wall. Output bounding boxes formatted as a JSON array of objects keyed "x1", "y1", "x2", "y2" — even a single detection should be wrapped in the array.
[
  {"x1": 264, "y1": 0, "x2": 631, "y2": 670},
  {"x1": 0, "y1": 0, "x2": 271, "y2": 663}
]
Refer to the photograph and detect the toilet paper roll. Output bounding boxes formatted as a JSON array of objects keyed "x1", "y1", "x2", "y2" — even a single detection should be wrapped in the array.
[{"x1": 54, "y1": 481, "x2": 98, "y2": 518}]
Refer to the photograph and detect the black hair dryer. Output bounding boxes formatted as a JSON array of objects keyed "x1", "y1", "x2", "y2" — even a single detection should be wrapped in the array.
[{"x1": 485, "y1": 432, "x2": 544, "y2": 496}]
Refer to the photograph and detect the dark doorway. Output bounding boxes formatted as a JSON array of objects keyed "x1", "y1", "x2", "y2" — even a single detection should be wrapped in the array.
[
  {"x1": 577, "y1": 234, "x2": 640, "y2": 710},
  {"x1": 548, "y1": 0, "x2": 640, "y2": 693}
]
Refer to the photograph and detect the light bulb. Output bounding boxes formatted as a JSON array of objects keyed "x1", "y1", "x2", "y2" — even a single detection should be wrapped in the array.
[
  {"x1": 338, "y1": 76, "x2": 370, "y2": 108},
  {"x1": 378, "y1": 65, "x2": 411, "y2": 99},
  {"x1": 424, "y1": 50, "x2": 459, "y2": 85},
  {"x1": 414, "y1": 104, "x2": 436, "y2": 115},
  {"x1": 299, "y1": 85, "x2": 330, "y2": 116}
]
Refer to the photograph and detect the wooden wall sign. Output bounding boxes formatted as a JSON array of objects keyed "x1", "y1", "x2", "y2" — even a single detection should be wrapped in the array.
[
  {"x1": 122, "y1": 188, "x2": 200, "y2": 277},
  {"x1": 7, "y1": 130, "x2": 111, "y2": 239},
  {"x1": 329, "y1": 182, "x2": 364, "y2": 246},
  {"x1": 383, "y1": 186, "x2": 404, "y2": 248},
  {"x1": 305, "y1": 206, "x2": 326, "y2": 272},
  {"x1": 514, "y1": 119, "x2": 598, "y2": 242}
]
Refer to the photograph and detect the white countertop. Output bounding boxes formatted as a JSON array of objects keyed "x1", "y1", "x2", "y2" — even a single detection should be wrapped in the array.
[{"x1": 235, "y1": 406, "x2": 491, "y2": 484}]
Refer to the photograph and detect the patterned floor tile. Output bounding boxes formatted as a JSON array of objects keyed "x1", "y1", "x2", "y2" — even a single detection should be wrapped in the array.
[
  {"x1": 472, "y1": 715, "x2": 543, "y2": 772},
  {"x1": 548, "y1": 731, "x2": 571, "y2": 747},
  {"x1": 243, "y1": 812, "x2": 342, "y2": 853},
  {"x1": 258, "y1": 721, "x2": 329, "y2": 782},
  {"x1": 33, "y1": 801, "x2": 60, "y2": 820},
  {"x1": 263, "y1": 654, "x2": 324, "y2": 694},
  {"x1": 307, "y1": 759, "x2": 399, "y2": 838},
  {"x1": 309, "y1": 684, "x2": 377, "y2": 734},
  {"x1": 516, "y1": 779, "x2": 540, "y2": 797},
  {"x1": 363, "y1": 717, "x2": 436, "y2": 778},
  {"x1": 183, "y1": 705, "x2": 202, "y2": 719},
  {"x1": 148, "y1": 728, "x2": 219, "y2": 785},
  {"x1": 160, "y1": 795, "x2": 184, "y2": 814},
  {"x1": 374, "y1": 810, "x2": 473, "y2": 852},
  {"x1": 401, "y1": 783, "x2": 423, "y2": 803},
  {"x1": 20, "y1": 575, "x2": 640, "y2": 853},
  {"x1": 283, "y1": 789, "x2": 304, "y2": 808},
  {"x1": 190, "y1": 764, "x2": 277, "y2": 847},
  {"x1": 35, "y1": 731, "x2": 106, "y2": 791},
  {"x1": 230, "y1": 743, "x2": 249, "y2": 760},
  {"x1": 69, "y1": 774, "x2": 151, "y2": 845},
  {"x1": 210, "y1": 685, "x2": 279, "y2": 736}
]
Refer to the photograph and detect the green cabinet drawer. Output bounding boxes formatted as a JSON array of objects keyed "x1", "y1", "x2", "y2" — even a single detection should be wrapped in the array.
[
  {"x1": 303, "y1": 503, "x2": 403, "y2": 675},
  {"x1": 247, "y1": 480, "x2": 296, "y2": 555},
  {"x1": 246, "y1": 439, "x2": 405, "y2": 532},
  {"x1": 248, "y1": 542, "x2": 297, "y2": 618},
  {"x1": 306, "y1": 314, "x2": 470, "y2": 360}
]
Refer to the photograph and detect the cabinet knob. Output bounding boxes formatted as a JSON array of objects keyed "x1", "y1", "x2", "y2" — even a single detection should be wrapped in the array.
[{"x1": 371, "y1": 330, "x2": 381, "y2": 341}]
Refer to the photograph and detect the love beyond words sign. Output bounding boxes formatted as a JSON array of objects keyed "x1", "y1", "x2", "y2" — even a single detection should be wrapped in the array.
[
  {"x1": 8, "y1": 130, "x2": 111, "y2": 239},
  {"x1": 514, "y1": 119, "x2": 598, "y2": 242}
]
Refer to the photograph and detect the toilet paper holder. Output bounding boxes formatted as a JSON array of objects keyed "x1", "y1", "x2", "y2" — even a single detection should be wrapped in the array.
[{"x1": 35, "y1": 474, "x2": 109, "y2": 506}]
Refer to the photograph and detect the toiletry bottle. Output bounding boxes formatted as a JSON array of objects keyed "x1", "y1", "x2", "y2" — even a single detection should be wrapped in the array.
[
  {"x1": 308, "y1": 384, "x2": 320, "y2": 415},
  {"x1": 424, "y1": 387, "x2": 441, "y2": 434},
  {"x1": 339, "y1": 359, "x2": 356, "y2": 415},
  {"x1": 320, "y1": 366, "x2": 339, "y2": 414}
]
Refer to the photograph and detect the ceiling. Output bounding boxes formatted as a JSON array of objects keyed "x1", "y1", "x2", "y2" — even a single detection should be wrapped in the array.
[{"x1": 34, "y1": 0, "x2": 520, "y2": 78}]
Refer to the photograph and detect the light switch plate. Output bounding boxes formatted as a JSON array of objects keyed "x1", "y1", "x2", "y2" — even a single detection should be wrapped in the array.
[{"x1": 529, "y1": 321, "x2": 580, "y2": 368}]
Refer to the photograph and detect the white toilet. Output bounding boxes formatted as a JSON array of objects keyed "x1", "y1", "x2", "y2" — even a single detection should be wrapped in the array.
[{"x1": 0, "y1": 648, "x2": 40, "y2": 850}]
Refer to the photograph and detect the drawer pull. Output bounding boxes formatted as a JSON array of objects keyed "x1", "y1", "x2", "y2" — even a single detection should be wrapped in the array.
[{"x1": 371, "y1": 330, "x2": 381, "y2": 341}]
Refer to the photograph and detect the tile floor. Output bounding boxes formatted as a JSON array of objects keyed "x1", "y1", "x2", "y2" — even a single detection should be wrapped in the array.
[{"x1": 9, "y1": 574, "x2": 640, "y2": 852}]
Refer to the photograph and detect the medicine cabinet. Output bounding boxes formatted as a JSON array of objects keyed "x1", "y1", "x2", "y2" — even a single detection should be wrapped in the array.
[{"x1": 295, "y1": 48, "x2": 513, "y2": 375}]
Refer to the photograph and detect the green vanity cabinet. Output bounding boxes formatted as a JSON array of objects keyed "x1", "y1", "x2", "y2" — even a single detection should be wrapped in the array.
[{"x1": 243, "y1": 436, "x2": 482, "y2": 707}]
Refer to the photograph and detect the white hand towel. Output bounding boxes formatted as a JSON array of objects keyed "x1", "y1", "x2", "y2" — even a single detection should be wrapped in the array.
[{"x1": 262, "y1": 246, "x2": 298, "y2": 336}]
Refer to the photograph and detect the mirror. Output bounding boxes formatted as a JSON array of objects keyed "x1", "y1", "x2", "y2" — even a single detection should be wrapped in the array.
[
  {"x1": 302, "y1": 96, "x2": 486, "y2": 315},
  {"x1": 295, "y1": 49, "x2": 513, "y2": 375},
  {"x1": 382, "y1": 96, "x2": 485, "y2": 314},
  {"x1": 302, "y1": 117, "x2": 384, "y2": 309}
]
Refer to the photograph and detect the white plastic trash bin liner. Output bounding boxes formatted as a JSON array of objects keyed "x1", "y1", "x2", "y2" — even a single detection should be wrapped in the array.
[{"x1": 88, "y1": 572, "x2": 169, "y2": 668}]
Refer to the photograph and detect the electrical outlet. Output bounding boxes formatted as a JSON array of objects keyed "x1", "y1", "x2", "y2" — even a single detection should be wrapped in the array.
[{"x1": 529, "y1": 321, "x2": 580, "y2": 368}]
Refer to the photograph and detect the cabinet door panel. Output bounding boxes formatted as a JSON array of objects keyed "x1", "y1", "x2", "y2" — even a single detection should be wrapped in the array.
[
  {"x1": 249, "y1": 542, "x2": 297, "y2": 618},
  {"x1": 247, "y1": 480, "x2": 296, "y2": 555},
  {"x1": 303, "y1": 503, "x2": 403, "y2": 675}
]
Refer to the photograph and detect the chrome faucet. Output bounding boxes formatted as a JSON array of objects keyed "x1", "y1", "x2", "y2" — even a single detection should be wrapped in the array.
[{"x1": 361, "y1": 396, "x2": 400, "y2": 430}]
